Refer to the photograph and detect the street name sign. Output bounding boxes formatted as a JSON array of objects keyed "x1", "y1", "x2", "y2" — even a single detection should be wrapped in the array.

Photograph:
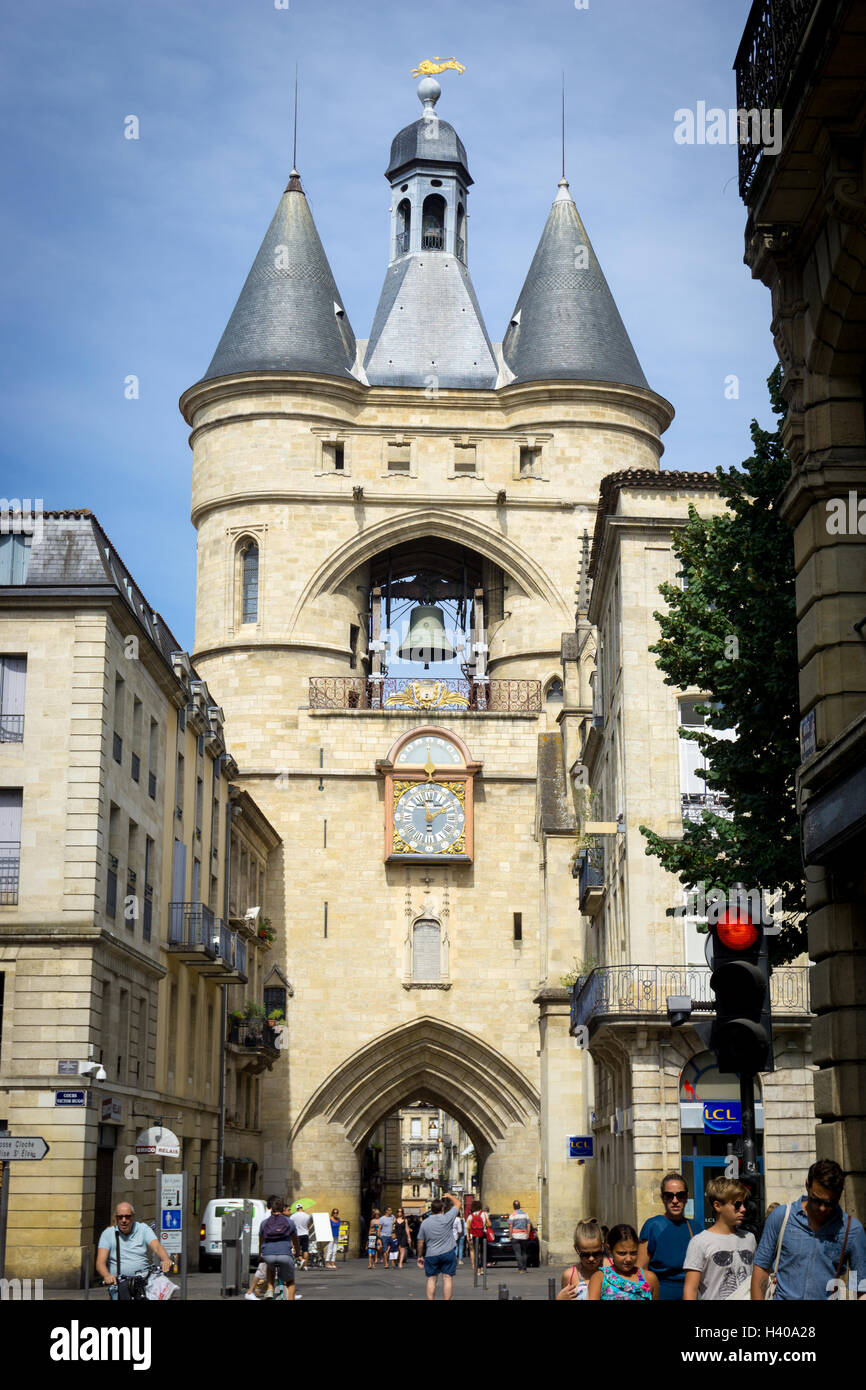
[
  {"x1": 0, "y1": 1136, "x2": 49, "y2": 1161},
  {"x1": 55, "y1": 1090, "x2": 86, "y2": 1107}
]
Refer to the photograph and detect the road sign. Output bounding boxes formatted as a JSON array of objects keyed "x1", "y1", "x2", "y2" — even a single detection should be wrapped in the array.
[
  {"x1": 161, "y1": 1174, "x2": 182, "y2": 1207},
  {"x1": 57, "y1": 1060, "x2": 79, "y2": 1075},
  {"x1": 0, "y1": 1136, "x2": 49, "y2": 1161},
  {"x1": 161, "y1": 1209, "x2": 182, "y2": 1230},
  {"x1": 54, "y1": 1090, "x2": 86, "y2": 1107},
  {"x1": 567, "y1": 1135, "x2": 593, "y2": 1159},
  {"x1": 157, "y1": 1171, "x2": 184, "y2": 1257}
]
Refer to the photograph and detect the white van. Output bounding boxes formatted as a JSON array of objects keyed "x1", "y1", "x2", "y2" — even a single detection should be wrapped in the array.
[{"x1": 199, "y1": 1198, "x2": 270, "y2": 1271}]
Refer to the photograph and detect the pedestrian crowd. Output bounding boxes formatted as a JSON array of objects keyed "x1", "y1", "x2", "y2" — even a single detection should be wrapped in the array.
[{"x1": 555, "y1": 1160, "x2": 865, "y2": 1301}]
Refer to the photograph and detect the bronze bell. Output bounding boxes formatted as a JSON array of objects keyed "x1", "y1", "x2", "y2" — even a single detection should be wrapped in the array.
[{"x1": 397, "y1": 605, "x2": 456, "y2": 665}]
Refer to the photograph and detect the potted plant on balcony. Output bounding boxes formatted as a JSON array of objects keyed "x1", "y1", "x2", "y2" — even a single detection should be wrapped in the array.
[{"x1": 256, "y1": 916, "x2": 275, "y2": 946}]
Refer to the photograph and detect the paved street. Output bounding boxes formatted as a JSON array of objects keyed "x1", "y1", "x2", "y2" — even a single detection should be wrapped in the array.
[{"x1": 44, "y1": 1257, "x2": 559, "y2": 1302}]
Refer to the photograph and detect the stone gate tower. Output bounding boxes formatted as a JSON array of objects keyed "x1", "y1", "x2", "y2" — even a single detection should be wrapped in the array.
[{"x1": 180, "y1": 75, "x2": 673, "y2": 1259}]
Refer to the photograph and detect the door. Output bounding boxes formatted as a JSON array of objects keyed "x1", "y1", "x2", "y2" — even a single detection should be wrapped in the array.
[{"x1": 92, "y1": 1147, "x2": 115, "y2": 1248}]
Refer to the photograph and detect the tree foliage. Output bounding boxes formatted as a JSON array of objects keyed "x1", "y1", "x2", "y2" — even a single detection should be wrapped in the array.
[{"x1": 639, "y1": 367, "x2": 806, "y2": 960}]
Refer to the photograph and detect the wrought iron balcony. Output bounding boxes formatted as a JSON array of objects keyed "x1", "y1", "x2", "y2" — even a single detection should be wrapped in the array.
[
  {"x1": 735, "y1": 0, "x2": 817, "y2": 198},
  {"x1": 169, "y1": 901, "x2": 216, "y2": 951},
  {"x1": 0, "y1": 841, "x2": 20, "y2": 905},
  {"x1": 0, "y1": 713, "x2": 24, "y2": 743},
  {"x1": 682, "y1": 791, "x2": 733, "y2": 825},
  {"x1": 570, "y1": 963, "x2": 812, "y2": 1035},
  {"x1": 574, "y1": 844, "x2": 605, "y2": 915},
  {"x1": 227, "y1": 1019, "x2": 279, "y2": 1051},
  {"x1": 309, "y1": 675, "x2": 543, "y2": 713},
  {"x1": 422, "y1": 229, "x2": 444, "y2": 249}
]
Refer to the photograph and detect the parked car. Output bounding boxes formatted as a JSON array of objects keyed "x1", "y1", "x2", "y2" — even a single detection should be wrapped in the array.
[
  {"x1": 484, "y1": 1215, "x2": 540, "y2": 1267},
  {"x1": 199, "y1": 1198, "x2": 270, "y2": 1272}
]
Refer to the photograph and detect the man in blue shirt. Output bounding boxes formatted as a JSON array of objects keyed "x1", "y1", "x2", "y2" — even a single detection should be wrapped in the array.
[
  {"x1": 751, "y1": 1160, "x2": 866, "y2": 1300},
  {"x1": 638, "y1": 1171, "x2": 694, "y2": 1300},
  {"x1": 96, "y1": 1201, "x2": 173, "y2": 1299}
]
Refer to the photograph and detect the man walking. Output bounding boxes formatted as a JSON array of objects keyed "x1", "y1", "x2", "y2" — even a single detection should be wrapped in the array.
[
  {"x1": 291, "y1": 1202, "x2": 313, "y2": 1270},
  {"x1": 682, "y1": 1178, "x2": 756, "y2": 1300},
  {"x1": 377, "y1": 1206, "x2": 395, "y2": 1268},
  {"x1": 750, "y1": 1160, "x2": 866, "y2": 1300},
  {"x1": 508, "y1": 1200, "x2": 532, "y2": 1273},
  {"x1": 637, "y1": 1171, "x2": 693, "y2": 1301},
  {"x1": 416, "y1": 1192, "x2": 460, "y2": 1301}
]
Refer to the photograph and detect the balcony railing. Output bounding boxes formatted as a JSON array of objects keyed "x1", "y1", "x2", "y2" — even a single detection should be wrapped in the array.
[
  {"x1": 570, "y1": 963, "x2": 812, "y2": 1034},
  {"x1": 169, "y1": 900, "x2": 216, "y2": 950},
  {"x1": 395, "y1": 229, "x2": 410, "y2": 255},
  {"x1": 235, "y1": 936, "x2": 247, "y2": 975},
  {"x1": 0, "y1": 713, "x2": 24, "y2": 743},
  {"x1": 143, "y1": 883, "x2": 153, "y2": 942},
  {"x1": 575, "y1": 844, "x2": 605, "y2": 914},
  {"x1": 0, "y1": 841, "x2": 20, "y2": 906},
  {"x1": 682, "y1": 791, "x2": 734, "y2": 825},
  {"x1": 422, "y1": 229, "x2": 443, "y2": 249},
  {"x1": 214, "y1": 918, "x2": 233, "y2": 962},
  {"x1": 735, "y1": 0, "x2": 816, "y2": 197},
  {"x1": 227, "y1": 1019, "x2": 279, "y2": 1051},
  {"x1": 309, "y1": 676, "x2": 543, "y2": 713}
]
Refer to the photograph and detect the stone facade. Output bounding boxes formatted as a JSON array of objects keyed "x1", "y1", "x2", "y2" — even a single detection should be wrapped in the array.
[{"x1": 735, "y1": 0, "x2": 866, "y2": 1217}]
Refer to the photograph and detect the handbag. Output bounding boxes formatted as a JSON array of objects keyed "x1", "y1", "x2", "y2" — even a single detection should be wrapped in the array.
[
  {"x1": 764, "y1": 1202, "x2": 792, "y2": 1301},
  {"x1": 484, "y1": 1220, "x2": 495, "y2": 1243}
]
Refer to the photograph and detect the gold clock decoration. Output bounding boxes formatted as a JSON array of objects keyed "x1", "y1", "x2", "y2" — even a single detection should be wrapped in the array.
[{"x1": 381, "y1": 728, "x2": 479, "y2": 864}]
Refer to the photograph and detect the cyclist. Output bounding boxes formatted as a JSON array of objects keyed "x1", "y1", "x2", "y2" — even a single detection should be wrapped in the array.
[{"x1": 96, "y1": 1201, "x2": 173, "y2": 1299}]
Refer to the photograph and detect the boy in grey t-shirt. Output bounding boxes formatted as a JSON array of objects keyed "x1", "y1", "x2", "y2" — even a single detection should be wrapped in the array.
[{"x1": 683, "y1": 1177, "x2": 756, "y2": 1300}]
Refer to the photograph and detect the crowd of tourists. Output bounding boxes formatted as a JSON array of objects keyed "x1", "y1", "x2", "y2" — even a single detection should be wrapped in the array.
[{"x1": 556, "y1": 1160, "x2": 865, "y2": 1301}]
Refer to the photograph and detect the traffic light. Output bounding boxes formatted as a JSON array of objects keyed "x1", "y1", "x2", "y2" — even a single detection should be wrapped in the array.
[{"x1": 708, "y1": 899, "x2": 773, "y2": 1076}]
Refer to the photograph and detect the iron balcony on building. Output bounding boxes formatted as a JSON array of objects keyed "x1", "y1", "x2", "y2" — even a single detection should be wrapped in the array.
[
  {"x1": 682, "y1": 791, "x2": 734, "y2": 825},
  {"x1": 734, "y1": 0, "x2": 819, "y2": 199},
  {"x1": 573, "y1": 844, "x2": 605, "y2": 915},
  {"x1": 167, "y1": 902, "x2": 246, "y2": 980},
  {"x1": 227, "y1": 1018, "x2": 280, "y2": 1074},
  {"x1": 0, "y1": 841, "x2": 20, "y2": 906},
  {"x1": 569, "y1": 963, "x2": 812, "y2": 1038},
  {"x1": 0, "y1": 713, "x2": 24, "y2": 743},
  {"x1": 308, "y1": 676, "x2": 543, "y2": 712}
]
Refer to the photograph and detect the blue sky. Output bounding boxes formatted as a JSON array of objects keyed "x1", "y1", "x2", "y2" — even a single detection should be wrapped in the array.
[{"x1": 1, "y1": 0, "x2": 772, "y2": 648}]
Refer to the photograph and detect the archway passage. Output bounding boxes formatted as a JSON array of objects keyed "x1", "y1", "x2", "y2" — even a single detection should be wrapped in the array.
[{"x1": 289, "y1": 1018, "x2": 541, "y2": 1247}]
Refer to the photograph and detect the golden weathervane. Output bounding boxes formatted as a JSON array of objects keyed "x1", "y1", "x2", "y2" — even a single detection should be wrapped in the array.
[{"x1": 411, "y1": 57, "x2": 466, "y2": 77}]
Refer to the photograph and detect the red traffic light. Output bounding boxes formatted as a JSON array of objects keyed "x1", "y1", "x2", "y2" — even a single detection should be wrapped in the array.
[{"x1": 715, "y1": 909, "x2": 758, "y2": 951}]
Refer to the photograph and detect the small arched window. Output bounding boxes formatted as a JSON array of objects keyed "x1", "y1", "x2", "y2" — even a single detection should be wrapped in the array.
[
  {"x1": 421, "y1": 194, "x2": 446, "y2": 250},
  {"x1": 241, "y1": 540, "x2": 259, "y2": 625},
  {"x1": 396, "y1": 198, "x2": 411, "y2": 256},
  {"x1": 412, "y1": 918, "x2": 441, "y2": 982},
  {"x1": 545, "y1": 677, "x2": 564, "y2": 706},
  {"x1": 456, "y1": 202, "x2": 466, "y2": 262}
]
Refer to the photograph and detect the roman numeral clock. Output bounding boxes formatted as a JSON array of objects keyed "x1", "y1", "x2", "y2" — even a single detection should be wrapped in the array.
[{"x1": 378, "y1": 728, "x2": 480, "y2": 863}]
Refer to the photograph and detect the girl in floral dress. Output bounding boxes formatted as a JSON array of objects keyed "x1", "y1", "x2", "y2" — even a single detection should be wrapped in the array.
[{"x1": 587, "y1": 1225, "x2": 658, "y2": 1300}]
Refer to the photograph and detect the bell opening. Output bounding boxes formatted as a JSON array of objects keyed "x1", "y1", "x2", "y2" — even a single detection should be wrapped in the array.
[{"x1": 397, "y1": 605, "x2": 456, "y2": 666}]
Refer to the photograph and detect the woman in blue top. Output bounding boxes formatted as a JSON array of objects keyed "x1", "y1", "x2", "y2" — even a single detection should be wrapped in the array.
[
  {"x1": 637, "y1": 1172, "x2": 693, "y2": 1300},
  {"x1": 325, "y1": 1207, "x2": 341, "y2": 1268}
]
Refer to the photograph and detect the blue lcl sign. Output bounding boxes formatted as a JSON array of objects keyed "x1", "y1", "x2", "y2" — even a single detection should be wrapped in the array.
[
  {"x1": 567, "y1": 1135, "x2": 594, "y2": 1158},
  {"x1": 703, "y1": 1101, "x2": 742, "y2": 1135}
]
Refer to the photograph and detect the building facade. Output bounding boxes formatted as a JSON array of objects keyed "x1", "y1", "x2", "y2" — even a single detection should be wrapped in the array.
[
  {"x1": 179, "y1": 77, "x2": 673, "y2": 1260},
  {"x1": 571, "y1": 472, "x2": 814, "y2": 1231},
  {"x1": 735, "y1": 0, "x2": 866, "y2": 1216},
  {"x1": 0, "y1": 512, "x2": 281, "y2": 1285}
]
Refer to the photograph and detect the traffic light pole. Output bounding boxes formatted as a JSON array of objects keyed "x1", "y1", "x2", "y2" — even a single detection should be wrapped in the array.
[{"x1": 740, "y1": 1071, "x2": 758, "y2": 1179}]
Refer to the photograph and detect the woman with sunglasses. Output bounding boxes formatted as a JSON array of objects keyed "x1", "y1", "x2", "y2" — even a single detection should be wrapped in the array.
[
  {"x1": 682, "y1": 1177, "x2": 756, "y2": 1300},
  {"x1": 556, "y1": 1218, "x2": 609, "y2": 1300},
  {"x1": 637, "y1": 1171, "x2": 693, "y2": 1301}
]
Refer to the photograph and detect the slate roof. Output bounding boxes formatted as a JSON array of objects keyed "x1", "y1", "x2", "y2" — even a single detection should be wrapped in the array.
[
  {"x1": 202, "y1": 174, "x2": 359, "y2": 383},
  {"x1": 386, "y1": 117, "x2": 471, "y2": 184},
  {"x1": 588, "y1": 469, "x2": 722, "y2": 577},
  {"x1": 364, "y1": 253, "x2": 498, "y2": 388},
  {"x1": 502, "y1": 179, "x2": 648, "y2": 389}
]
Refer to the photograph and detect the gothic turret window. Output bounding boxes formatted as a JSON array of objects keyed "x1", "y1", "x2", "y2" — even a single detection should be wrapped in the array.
[
  {"x1": 456, "y1": 202, "x2": 466, "y2": 262},
  {"x1": 396, "y1": 199, "x2": 411, "y2": 256},
  {"x1": 240, "y1": 540, "x2": 259, "y2": 625},
  {"x1": 421, "y1": 194, "x2": 446, "y2": 250}
]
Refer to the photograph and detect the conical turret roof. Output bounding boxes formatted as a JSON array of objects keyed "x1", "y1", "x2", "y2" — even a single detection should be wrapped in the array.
[
  {"x1": 203, "y1": 171, "x2": 358, "y2": 382},
  {"x1": 501, "y1": 179, "x2": 647, "y2": 389}
]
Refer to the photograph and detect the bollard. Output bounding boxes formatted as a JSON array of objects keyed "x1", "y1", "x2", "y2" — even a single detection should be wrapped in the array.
[
  {"x1": 482, "y1": 1230, "x2": 488, "y2": 1290},
  {"x1": 473, "y1": 1237, "x2": 479, "y2": 1288},
  {"x1": 548, "y1": 1276, "x2": 557, "y2": 1300},
  {"x1": 498, "y1": 1283, "x2": 509, "y2": 1300},
  {"x1": 83, "y1": 1247, "x2": 90, "y2": 1301}
]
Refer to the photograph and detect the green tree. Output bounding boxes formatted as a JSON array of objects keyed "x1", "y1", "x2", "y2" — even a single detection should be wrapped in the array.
[{"x1": 639, "y1": 367, "x2": 806, "y2": 960}]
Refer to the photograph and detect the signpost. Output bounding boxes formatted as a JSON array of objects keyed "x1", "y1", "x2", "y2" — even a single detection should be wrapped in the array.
[
  {"x1": 0, "y1": 1136, "x2": 50, "y2": 1280},
  {"x1": 156, "y1": 1170, "x2": 188, "y2": 1301}
]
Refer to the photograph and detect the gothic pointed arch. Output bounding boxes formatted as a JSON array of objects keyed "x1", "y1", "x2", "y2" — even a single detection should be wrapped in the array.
[
  {"x1": 288, "y1": 508, "x2": 571, "y2": 631},
  {"x1": 290, "y1": 1016, "x2": 540, "y2": 1157}
]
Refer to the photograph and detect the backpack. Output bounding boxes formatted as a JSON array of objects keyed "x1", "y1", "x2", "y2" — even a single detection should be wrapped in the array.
[{"x1": 468, "y1": 1212, "x2": 485, "y2": 1238}]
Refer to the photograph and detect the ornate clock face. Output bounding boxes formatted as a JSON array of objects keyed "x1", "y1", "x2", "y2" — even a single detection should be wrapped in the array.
[
  {"x1": 393, "y1": 781, "x2": 466, "y2": 856},
  {"x1": 396, "y1": 735, "x2": 461, "y2": 766}
]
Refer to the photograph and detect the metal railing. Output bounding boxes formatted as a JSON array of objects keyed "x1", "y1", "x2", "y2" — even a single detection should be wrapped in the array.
[
  {"x1": 0, "y1": 841, "x2": 20, "y2": 905},
  {"x1": 570, "y1": 963, "x2": 812, "y2": 1033},
  {"x1": 735, "y1": 0, "x2": 816, "y2": 197},
  {"x1": 576, "y1": 844, "x2": 605, "y2": 910},
  {"x1": 395, "y1": 229, "x2": 410, "y2": 255},
  {"x1": 235, "y1": 936, "x2": 247, "y2": 975},
  {"x1": 106, "y1": 856, "x2": 118, "y2": 919},
  {"x1": 169, "y1": 900, "x2": 216, "y2": 950},
  {"x1": 682, "y1": 791, "x2": 734, "y2": 825},
  {"x1": 422, "y1": 229, "x2": 444, "y2": 249},
  {"x1": 214, "y1": 918, "x2": 233, "y2": 962},
  {"x1": 0, "y1": 714, "x2": 24, "y2": 742},
  {"x1": 227, "y1": 1019, "x2": 278, "y2": 1050},
  {"x1": 309, "y1": 676, "x2": 543, "y2": 712}
]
